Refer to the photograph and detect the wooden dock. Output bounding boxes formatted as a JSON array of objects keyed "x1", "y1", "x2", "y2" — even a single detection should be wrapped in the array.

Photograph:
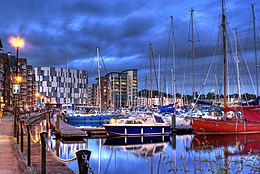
[
  {"x1": 173, "y1": 125, "x2": 193, "y2": 134},
  {"x1": 80, "y1": 127, "x2": 107, "y2": 138},
  {"x1": 50, "y1": 115, "x2": 107, "y2": 139},
  {"x1": 57, "y1": 119, "x2": 87, "y2": 139}
]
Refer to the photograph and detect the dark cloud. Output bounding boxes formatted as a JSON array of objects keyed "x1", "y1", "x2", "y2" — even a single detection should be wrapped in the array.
[{"x1": 1, "y1": 0, "x2": 259, "y2": 94}]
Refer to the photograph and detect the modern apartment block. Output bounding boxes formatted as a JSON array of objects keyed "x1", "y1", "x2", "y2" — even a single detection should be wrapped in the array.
[
  {"x1": 87, "y1": 83, "x2": 97, "y2": 106},
  {"x1": 33, "y1": 67, "x2": 88, "y2": 105},
  {"x1": 124, "y1": 69, "x2": 138, "y2": 107},
  {"x1": 99, "y1": 69, "x2": 138, "y2": 109}
]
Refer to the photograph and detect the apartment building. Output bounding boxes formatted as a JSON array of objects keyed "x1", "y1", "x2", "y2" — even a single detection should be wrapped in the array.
[
  {"x1": 0, "y1": 38, "x2": 36, "y2": 110},
  {"x1": 34, "y1": 67, "x2": 88, "y2": 105},
  {"x1": 98, "y1": 69, "x2": 138, "y2": 109}
]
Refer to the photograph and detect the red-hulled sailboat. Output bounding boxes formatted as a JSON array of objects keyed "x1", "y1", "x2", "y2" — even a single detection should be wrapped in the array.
[
  {"x1": 192, "y1": 105, "x2": 260, "y2": 134},
  {"x1": 191, "y1": 0, "x2": 260, "y2": 135}
]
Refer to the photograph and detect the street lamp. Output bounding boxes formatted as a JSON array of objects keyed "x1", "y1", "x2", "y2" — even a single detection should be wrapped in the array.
[
  {"x1": 11, "y1": 37, "x2": 24, "y2": 77},
  {"x1": 11, "y1": 37, "x2": 24, "y2": 138}
]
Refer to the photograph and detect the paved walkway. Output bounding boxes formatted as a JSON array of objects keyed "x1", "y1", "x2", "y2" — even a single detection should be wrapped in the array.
[
  {"x1": 0, "y1": 112, "x2": 75, "y2": 174},
  {"x1": 0, "y1": 114, "x2": 29, "y2": 174}
]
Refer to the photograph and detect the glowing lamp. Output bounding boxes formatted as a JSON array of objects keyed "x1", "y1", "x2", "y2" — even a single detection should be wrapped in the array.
[
  {"x1": 11, "y1": 37, "x2": 24, "y2": 48},
  {"x1": 15, "y1": 75, "x2": 22, "y2": 83}
]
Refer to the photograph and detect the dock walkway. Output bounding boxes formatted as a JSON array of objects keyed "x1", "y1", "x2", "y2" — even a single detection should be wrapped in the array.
[
  {"x1": 51, "y1": 114, "x2": 107, "y2": 139},
  {"x1": 54, "y1": 117, "x2": 87, "y2": 139}
]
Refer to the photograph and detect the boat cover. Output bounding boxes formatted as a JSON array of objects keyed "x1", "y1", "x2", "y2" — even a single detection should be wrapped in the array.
[
  {"x1": 242, "y1": 97, "x2": 260, "y2": 106},
  {"x1": 158, "y1": 102, "x2": 178, "y2": 113},
  {"x1": 196, "y1": 99, "x2": 213, "y2": 106},
  {"x1": 224, "y1": 106, "x2": 260, "y2": 122}
]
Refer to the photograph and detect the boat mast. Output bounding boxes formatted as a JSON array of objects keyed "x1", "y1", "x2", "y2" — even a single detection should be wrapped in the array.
[
  {"x1": 149, "y1": 42, "x2": 153, "y2": 107},
  {"x1": 158, "y1": 54, "x2": 162, "y2": 106},
  {"x1": 170, "y1": 16, "x2": 176, "y2": 106},
  {"x1": 190, "y1": 8, "x2": 196, "y2": 100},
  {"x1": 233, "y1": 28, "x2": 241, "y2": 101},
  {"x1": 252, "y1": 4, "x2": 259, "y2": 98},
  {"x1": 66, "y1": 43, "x2": 70, "y2": 110},
  {"x1": 222, "y1": 0, "x2": 228, "y2": 108},
  {"x1": 97, "y1": 47, "x2": 102, "y2": 112}
]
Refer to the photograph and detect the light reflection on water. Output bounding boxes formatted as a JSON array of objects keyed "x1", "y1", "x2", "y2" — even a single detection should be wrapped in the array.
[{"x1": 34, "y1": 121, "x2": 260, "y2": 174}]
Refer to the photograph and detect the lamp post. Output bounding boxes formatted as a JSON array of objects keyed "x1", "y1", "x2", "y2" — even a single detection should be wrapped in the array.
[{"x1": 11, "y1": 37, "x2": 24, "y2": 137}]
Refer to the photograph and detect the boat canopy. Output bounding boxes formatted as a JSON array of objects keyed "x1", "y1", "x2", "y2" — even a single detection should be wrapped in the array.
[
  {"x1": 224, "y1": 106, "x2": 260, "y2": 122},
  {"x1": 242, "y1": 97, "x2": 260, "y2": 106},
  {"x1": 196, "y1": 99, "x2": 213, "y2": 106}
]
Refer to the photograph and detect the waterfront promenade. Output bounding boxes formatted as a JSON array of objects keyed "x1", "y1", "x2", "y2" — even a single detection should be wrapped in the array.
[{"x1": 0, "y1": 112, "x2": 75, "y2": 174}]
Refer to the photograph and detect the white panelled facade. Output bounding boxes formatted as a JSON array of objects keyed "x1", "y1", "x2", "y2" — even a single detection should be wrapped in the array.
[{"x1": 34, "y1": 67, "x2": 88, "y2": 105}]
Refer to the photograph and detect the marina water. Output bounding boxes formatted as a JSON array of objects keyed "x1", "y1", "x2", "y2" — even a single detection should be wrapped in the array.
[{"x1": 46, "y1": 133, "x2": 260, "y2": 174}]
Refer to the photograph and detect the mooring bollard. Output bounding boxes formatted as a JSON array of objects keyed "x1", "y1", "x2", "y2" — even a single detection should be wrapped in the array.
[
  {"x1": 26, "y1": 125, "x2": 31, "y2": 166},
  {"x1": 76, "y1": 150, "x2": 92, "y2": 174},
  {"x1": 40, "y1": 132, "x2": 47, "y2": 174},
  {"x1": 20, "y1": 120, "x2": 24, "y2": 152}
]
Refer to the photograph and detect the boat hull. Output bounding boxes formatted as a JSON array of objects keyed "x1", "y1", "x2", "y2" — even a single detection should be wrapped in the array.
[
  {"x1": 191, "y1": 118, "x2": 260, "y2": 134},
  {"x1": 64, "y1": 114, "x2": 121, "y2": 122},
  {"x1": 104, "y1": 125, "x2": 171, "y2": 136}
]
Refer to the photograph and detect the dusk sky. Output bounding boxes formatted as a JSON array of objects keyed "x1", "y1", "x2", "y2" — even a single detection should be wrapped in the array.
[{"x1": 1, "y1": 0, "x2": 259, "y2": 95}]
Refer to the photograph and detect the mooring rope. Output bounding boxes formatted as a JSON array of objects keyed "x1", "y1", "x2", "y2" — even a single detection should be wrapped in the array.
[{"x1": 44, "y1": 137, "x2": 77, "y2": 163}]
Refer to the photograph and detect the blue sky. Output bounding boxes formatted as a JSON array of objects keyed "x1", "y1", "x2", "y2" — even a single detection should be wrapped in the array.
[{"x1": 0, "y1": 0, "x2": 259, "y2": 95}]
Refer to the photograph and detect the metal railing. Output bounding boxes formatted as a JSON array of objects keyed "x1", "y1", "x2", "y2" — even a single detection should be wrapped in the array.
[{"x1": 15, "y1": 110, "x2": 93, "y2": 174}]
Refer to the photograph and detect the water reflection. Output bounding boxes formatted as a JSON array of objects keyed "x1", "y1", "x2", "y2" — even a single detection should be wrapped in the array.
[
  {"x1": 104, "y1": 136, "x2": 170, "y2": 158},
  {"x1": 189, "y1": 134, "x2": 260, "y2": 173},
  {"x1": 192, "y1": 134, "x2": 260, "y2": 155},
  {"x1": 31, "y1": 119, "x2": 260, "y2": 173},
  {"x1": 48, "y1": 135, "x2": 176, "y2": 174}
]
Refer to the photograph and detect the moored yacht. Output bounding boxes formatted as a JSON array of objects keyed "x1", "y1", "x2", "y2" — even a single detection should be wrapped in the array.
[{"x1": 103, "y1": 111, "x2": 171, "y2": 136}]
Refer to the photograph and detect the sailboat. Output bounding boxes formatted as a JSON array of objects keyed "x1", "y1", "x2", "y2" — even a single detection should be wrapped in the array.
[
  {"x1": 191, "y1": 0, "x2": 260, "y2": 134},
  {"x1": 64, "y1": 47, "x2": 121, "y2": 124}
]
